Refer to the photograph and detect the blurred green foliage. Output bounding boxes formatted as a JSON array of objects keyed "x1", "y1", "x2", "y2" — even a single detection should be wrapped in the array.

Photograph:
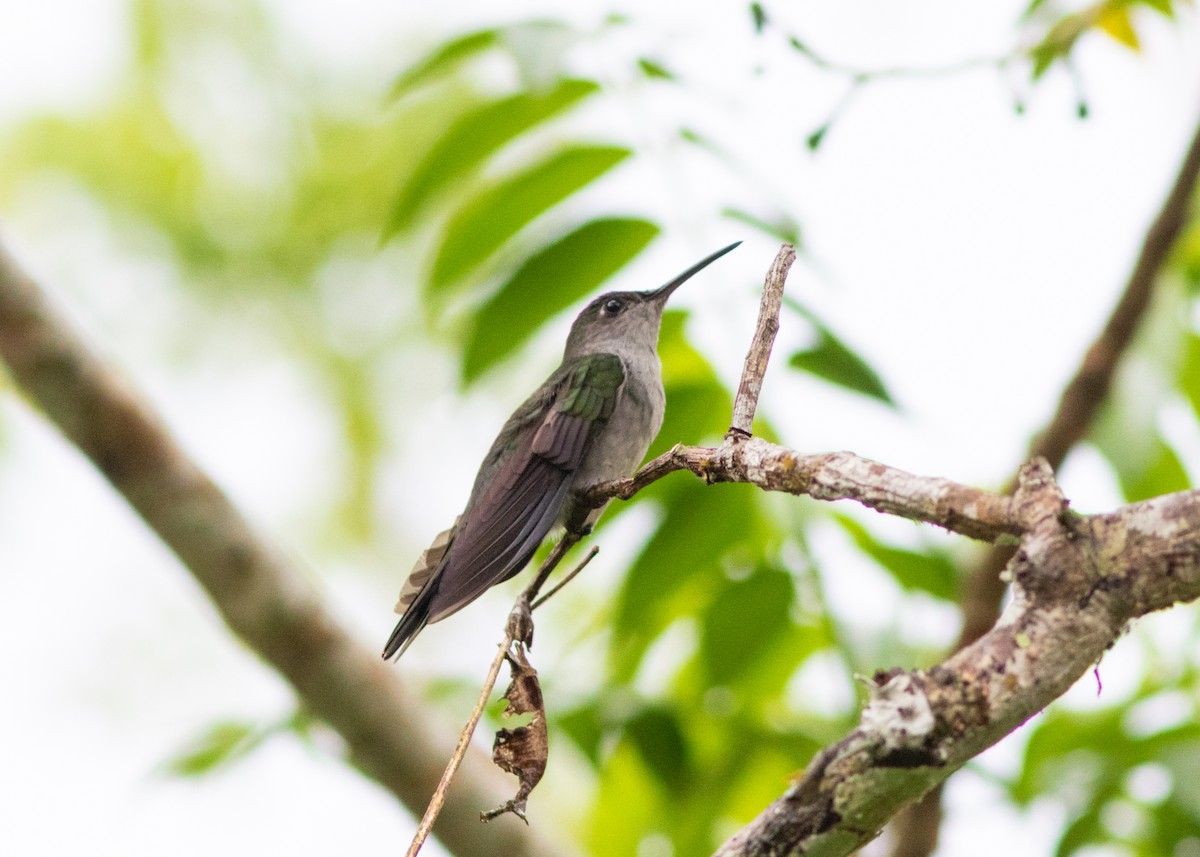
[
  {"x1": 463, "y1": 218, "x2": 660, "y2": 381},
  {"x1": 1024, "y1": 0, "x2": 1182, "y2": 80},
  {"x1": 2, "y1": 1, "x2": 1199, "y2": 856},
  {"x1": 1010, "y1": 669, "x2": 1200, "y2": 856}
]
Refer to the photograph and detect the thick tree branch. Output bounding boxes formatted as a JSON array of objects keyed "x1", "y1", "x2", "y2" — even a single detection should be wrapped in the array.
[
  {"x1": 1037, "y1": 107, "x2": 1200, "y2": 471},
  {"x1": 960, "y1": 101, "x2": 1200, "y2": 643},
  {"x1": 0, "y1": 240, "x2": 567, "y2": 857},
  {"x1": 714, "y1": 461, "x2": 1200, "y2": 857},
  {"x1": 887, "y1": 99, "x2": 1200, "y2": 857}
]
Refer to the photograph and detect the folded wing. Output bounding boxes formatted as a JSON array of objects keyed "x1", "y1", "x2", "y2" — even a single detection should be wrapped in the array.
[{"x1": 383, "y1": 353, "x2": 624, "y2": 659}]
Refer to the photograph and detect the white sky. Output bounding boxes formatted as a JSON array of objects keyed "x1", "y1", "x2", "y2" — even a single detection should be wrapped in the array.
[{"x1": 1, "y1": 2, "x2": 1200, "y2": 856}]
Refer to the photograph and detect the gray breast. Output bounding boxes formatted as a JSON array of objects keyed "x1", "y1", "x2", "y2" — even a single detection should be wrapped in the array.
[{"x1": 573, "y1": 353, "x2": 664, "y2": 488}]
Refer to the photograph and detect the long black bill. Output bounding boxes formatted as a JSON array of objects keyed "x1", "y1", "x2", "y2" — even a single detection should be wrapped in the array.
[{"x1": 645, "y1": 240, "x2": 742, "y2": 302}]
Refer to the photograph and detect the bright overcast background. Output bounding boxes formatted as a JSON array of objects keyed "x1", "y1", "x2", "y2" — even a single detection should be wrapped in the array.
[{"x1": 1, "y1": 2, "x2": 1199, "y2": 856}]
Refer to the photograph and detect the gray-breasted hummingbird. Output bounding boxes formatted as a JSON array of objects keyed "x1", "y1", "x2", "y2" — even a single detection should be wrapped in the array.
[{"x1": 383, "y1": 241, "x2": 740, "y2": 660}]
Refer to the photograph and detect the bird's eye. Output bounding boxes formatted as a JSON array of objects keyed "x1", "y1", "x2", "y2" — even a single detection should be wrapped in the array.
[{"x1": 602, "y1": 298, "x2": 625, "y2": 316}]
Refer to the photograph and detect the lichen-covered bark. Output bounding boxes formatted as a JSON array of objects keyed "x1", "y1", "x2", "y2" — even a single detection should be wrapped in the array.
[{"x1": 588, "y1": 438, "x2": 1023, "y2": 543}]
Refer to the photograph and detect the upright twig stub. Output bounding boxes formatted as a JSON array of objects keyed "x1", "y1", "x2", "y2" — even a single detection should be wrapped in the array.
[{"x1": 729, "y1": 243, "x2": 795, "y2": 440}]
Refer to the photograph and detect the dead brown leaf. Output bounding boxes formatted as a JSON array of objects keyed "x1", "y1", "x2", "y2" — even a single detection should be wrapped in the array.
[{"x1": 481, "y1": 645, "x2": 547, "y2": 823}]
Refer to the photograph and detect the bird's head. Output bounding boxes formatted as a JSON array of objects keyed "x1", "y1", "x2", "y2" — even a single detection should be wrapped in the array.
[{"x1": 563, "y1": 241, "x2": 740, "y2": 358}]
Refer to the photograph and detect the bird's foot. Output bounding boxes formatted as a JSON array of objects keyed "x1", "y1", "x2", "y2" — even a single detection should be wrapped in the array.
[{"x1": 507, "y1": 592, "x2": 535, "y2": 648}]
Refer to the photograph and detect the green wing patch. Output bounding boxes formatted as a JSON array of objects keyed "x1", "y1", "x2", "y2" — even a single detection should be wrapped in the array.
[{"x1": 560, "y1": 353, "x2": 624, "y2": 421}]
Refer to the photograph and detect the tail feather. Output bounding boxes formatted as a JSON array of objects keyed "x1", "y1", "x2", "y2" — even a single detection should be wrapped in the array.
[
  {"x1": 382, "y1": 589, "x2": 433, "y2": 660},
  {"x1": 383, "y1": 521, "x2": 457, "y2": 660}
]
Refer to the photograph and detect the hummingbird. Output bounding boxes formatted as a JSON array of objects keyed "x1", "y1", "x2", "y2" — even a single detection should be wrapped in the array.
[{"x1": 383, "y1": 241, "x2": 740, "y2": 660}]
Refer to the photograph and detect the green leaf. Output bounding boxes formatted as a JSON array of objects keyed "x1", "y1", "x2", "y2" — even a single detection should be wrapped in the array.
[
  {"x1": 556, "y1": 702, "x2": 605, "y2": 767},
  {"x1": 1172, "y1": 220, "x2": 1200, "y2": 287},
  {"x1": 164, "y1": 721, "x2": 263, "y2": 777},
  {"x1": 1097, "y1": 4, "x2": 1140, "y2": 50},
  {"x1": 1021, "y1": 0, "x2": 1053, "y2": 18},
  {"x1": 1179, "y1": 333, "x2": 1200, "y2": 421},
  {"x1": 1114, "y1": 435, "x2": 1192, "y2": 502},
  {"x1": 722, "y1": 207, "x2": 801, "y2": 248},
  {"x1": 787, "y1": 306, "x2": 895, "y2": 406},
  {"x1": 610, "y1": 481, "x2": 764, "y2": 680},
  {"x1": 1030, "y1": 45, "x2": 1057, "y2": 81},
  {"x1": 1091, "y1": 338, "x2": 1190, "y2": 501},
  {"x1": 429, "y1": 144, "x2": 632, "y2": 292},
  {"x1": 585, "y1": 743, "x2": 663, "y2": 857},
  {"x1": 637, "y1": 58, "x2": 674, "y2": 80},
  {"x1": 750, "y1": 2, "x2": 768, "y2": 32},
  {"x1": 389, "y1": 29, "x2": 501, "y2": 99},
  {"x1": 626, "y1": 705, "x2": 692, "y2": 796},
  {"x1": 384, "y1": 80, "x2": 600, "y2": 237},
  {"x1": 722, "y1": 744, "x2": 822, "y2": 828},
  {"x1": 1028, "y1": 13, "x2": 1089, "y2": 80},
  {"x1": 1012, "y1": 709, "x2": 1120, "y2": 803},
  {"x1": 806, "y1": 123, "x2": 829, "y2": 151},
  {"x1": 1151, "y1": 800, "x2": 1200, "y2": 856},
  {"x1": 834, "y1": 515, "x2": 959, "y2": 601},
  {"x1": 1056, "y1": 809, "x2": 1106, "y2": 856},
  {"x1": 462, "y1": 218, "x2": 659, "y2": 382},
  {"x1": 1136, "y1": 0, "x2": 1175, "y2": 17},
  {"x1": 1011, "y1": 699, "x2": 1200, "y2": 856},
  {"x1": 700, "y1": 563, "x2": 795, "y2": 685},
  {"x1": 679, "y1": 127, "x2": 717, "y2": 150}
]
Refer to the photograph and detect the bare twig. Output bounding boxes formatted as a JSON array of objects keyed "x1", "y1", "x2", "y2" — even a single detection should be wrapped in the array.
[
  {"x1": 0, "y1": 241, "x2": 565, "y2": 857},
  {"x1": 405, "y1": 640, "x2": 513, "y2": 857},
  {"x1": 532, "y1": 546, "x2": 600, "y2": 610},
  {"x1": 523, "y1": 533, "x2": 585, "y2": 610},
  {"x1": 730, "y1": 243, "x2": 795, "y2": 438},
  {"x1": 787, "y1": 36, "x2": 1012, "y2": 83},
  {"x1": 781, "y1": 35, "x2": 1018, "y2": 149}
]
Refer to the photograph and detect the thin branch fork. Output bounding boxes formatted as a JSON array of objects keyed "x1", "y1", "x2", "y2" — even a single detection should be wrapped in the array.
[{"x1": 405, "y1": 537, "x2": 594, "y2": 857}]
